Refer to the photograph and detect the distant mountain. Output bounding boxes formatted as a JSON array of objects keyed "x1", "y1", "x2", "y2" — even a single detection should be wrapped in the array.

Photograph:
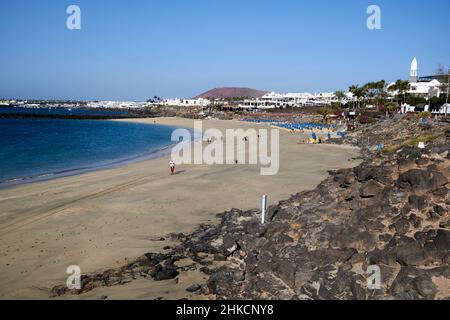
[{"x1": 194, "y1": 87, "x2": 268, "y2": 100}]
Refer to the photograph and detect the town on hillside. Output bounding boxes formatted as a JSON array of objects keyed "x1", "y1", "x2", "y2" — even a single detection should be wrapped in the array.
[{"x1": 2, "y1": 58, "x2": 449, "y2": 124}]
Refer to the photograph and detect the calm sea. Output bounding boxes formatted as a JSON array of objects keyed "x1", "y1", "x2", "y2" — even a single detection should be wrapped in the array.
[
  {"x1": 0, "y1": 106, "x2": 130, "y2": 116},
  {"x1": 0, "y1": 108, "x2": 177, "y2": 186}
]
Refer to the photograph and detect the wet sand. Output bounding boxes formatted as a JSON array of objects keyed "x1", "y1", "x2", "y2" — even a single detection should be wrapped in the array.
[{"x1": 0, "y1": 117, "x2": 360, "y2": 299}]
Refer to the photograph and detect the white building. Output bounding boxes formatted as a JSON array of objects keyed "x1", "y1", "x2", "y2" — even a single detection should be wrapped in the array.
[
  {"x1": 400, "y1": 104, "x2": 418, "y2": 114},
  {"x1": 238, "y1": 91, "x2": 336, "y2": 109},
  {"x1": 162, "y1": 98, "x2": 211, "y2": 107},
  {"x1": 410, "y1": 57, "x2": 418, "y2": 83},
  {"x1": 314, "y1": 92, "x2": 336, "y2": 104},
  {"x1": 389, "y1": 57, "x2": 442, "y2": 98},
  {"x1": 401, "y1": 103, "x2": 449, "y2": 115},
  {"x1": 408, "y1": 79, "x2": 442, "y2": 97},
  {"x1": 86, "y1": 101, "x2": 147, "y2": 109}
]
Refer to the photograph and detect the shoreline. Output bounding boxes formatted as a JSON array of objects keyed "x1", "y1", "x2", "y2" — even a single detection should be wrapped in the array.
[
  {"x1": 0, "y1": 120, "x2": 190, "y2": 189},
  {"x1": 0, "y1": 117, "x2": 361, "y2": 299}
]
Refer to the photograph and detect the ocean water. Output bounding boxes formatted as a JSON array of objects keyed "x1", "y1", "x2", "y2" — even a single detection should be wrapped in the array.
[
  {"x1": 0, "y1": 118, "x2": 177, "y2": 186},
  {"x1": 0, "y1": 106, "x2": 130, "y2": 116}
]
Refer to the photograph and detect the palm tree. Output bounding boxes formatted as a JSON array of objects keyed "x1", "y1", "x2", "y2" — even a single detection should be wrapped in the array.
[
  {"x1": 349, "y1": 85, "x2": 366, "y2": 110},
  {"x1": 334, "y1": 90, "x2": 346, "y2": 107},
  {"x1": 388, "y1": 80, "x2": 410, "y2": 104},
  {"x1": 397, "y1": 80, "x2": 410, "y2": 105},
  {"x1": 364, "y1": 80, "x2": 387, "y2": 108},
  {"x1": 317, "y1": 107, "x2": 330, "y2": 123},
  {"x1": 348, "y1": 85, "x2": 358, "y2": 110},
  {"x1": 376, "y1": 80, "x2": 387, "y2": 105}
]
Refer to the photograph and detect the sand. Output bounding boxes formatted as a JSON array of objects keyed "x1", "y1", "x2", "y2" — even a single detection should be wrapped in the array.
[{"x1": 0, "y1": 117, "x2": 360, "y2": 299}]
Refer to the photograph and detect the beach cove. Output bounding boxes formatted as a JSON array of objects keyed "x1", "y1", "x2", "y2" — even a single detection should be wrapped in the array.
[{"x1": 0, "y1": 117, "x2": 361, "y2": 299}]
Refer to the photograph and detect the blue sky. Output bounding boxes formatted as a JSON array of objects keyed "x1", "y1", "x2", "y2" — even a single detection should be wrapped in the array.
[{"x1": 1, "y1": 0, "x2": 449, "y2": 100}]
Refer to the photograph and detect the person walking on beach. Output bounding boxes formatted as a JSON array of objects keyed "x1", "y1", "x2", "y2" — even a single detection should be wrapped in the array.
[{"x1": 169, "y1": 160, "x2": 176, "y2": 175}]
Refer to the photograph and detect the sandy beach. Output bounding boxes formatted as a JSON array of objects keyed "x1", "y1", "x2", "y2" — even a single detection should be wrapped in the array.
[{"x1": 0, "y1": 117, "x2": 361, "y2": 299}]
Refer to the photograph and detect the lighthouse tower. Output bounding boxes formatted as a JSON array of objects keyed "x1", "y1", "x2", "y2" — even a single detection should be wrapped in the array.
[{"x1": 410, "y1": 57, "x2": 418, "y2": 83}]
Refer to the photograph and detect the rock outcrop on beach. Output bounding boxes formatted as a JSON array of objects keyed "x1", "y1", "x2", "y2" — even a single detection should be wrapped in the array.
[{"x1": 52, "y1": 115, "x2": 449, "y2": 300}]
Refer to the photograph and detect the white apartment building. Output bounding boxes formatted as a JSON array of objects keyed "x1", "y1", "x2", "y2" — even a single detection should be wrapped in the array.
[
  {"x1": 408, "y1": 79, "x2": 442, "y2": 97},
  {"x1": 238, "y1": 91, "x2": 336, "y2": 109},
  {"x1": 389, "y1": 57, "x2": 443, "y2": 98},
  {"x1": 86, "y1": 101, "x2": 147, "y2": 109},
  {"x1": 162, "y1": 98, "x2": 211, "y2": 107}
]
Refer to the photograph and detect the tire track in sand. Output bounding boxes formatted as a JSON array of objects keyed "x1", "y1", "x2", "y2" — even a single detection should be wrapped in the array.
[{"x1": 0, "y1": 176, "x2": 152, "y2": 236}]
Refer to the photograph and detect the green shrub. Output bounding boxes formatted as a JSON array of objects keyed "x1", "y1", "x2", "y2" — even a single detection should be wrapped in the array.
[
  {"x1": 406, "y1": 96, "x2": 427, "y2": 106},
  {"x1": 385, "y1": 102, "x2": 399, "y2": 114},
  {"x1": 417, "y1": 111, "x2": 431, "y2": 119}
]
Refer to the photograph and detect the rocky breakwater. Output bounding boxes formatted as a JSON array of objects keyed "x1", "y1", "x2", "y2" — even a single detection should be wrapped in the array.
[{"x1": 52, "y1": 115, "x2": 449, "y2": 300}]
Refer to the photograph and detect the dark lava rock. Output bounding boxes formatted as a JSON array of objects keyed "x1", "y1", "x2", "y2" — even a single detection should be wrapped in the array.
[
  {"x1": 392, "y1": 236, "x2": 427, "y2": 266},
  {"x1": 413, "y1": 275, "x2": 438, "y2": 300},
  {"x1": 379, "y1": 234, "x2": 393, "y2": 242},
  {"x1": 440, "y1": 218, "x2": 450, "y2": 229},
  {"x1": 186, "y1": 284, "x2": 202, "y2": 292},
  {"x1": 434, "y1": 230, "x2": 450, "y2": 255},
  {"x1": 433, "y1": 205, "x2": 446, "y2": 216},
  {"x1": 408, "y1": 195, "x2": 427, "y2": 210},
  {"x1": 427, "y1": 211, "x2": 442, "y2": 222},
  {"x1": 220, "y1": 240, "x2": 240, "y2": 257},
  {"x1": 359, "y1": 181, "x2": 382, "y2": 198},
  {"x1": 391, "y1": 218, "x2": 410, "y2": 235},
  {"x1": 398, "y1": 169, "x2": 447, "y2": 192},
  {"x1": 207, "y1": 268, "x2": 236, "y2": 296},
  {"x1": 153, "y1": 267, "x2": 179, "y2": 281},
  {"x1": 354, "y1": 166, "x2": 380, "y2": 182},
  {"x1": 408, "y1": 213, "x2": 422, "y2": 229},
  {"x1": 433, "y1": 187, "x2": 449, "y2": 199},
  {"x1": 199, "y1": 266, "x2": 212, "y2": 275},
  {"x1": 389, "y1": 269, "x2": 422, "y2": 299},
  {"x1": 143, "y1": 253, "x2": 165, "y2": 267},
  {"x1": 416, "y1": 158, "x2": 429, "y2": 166}
]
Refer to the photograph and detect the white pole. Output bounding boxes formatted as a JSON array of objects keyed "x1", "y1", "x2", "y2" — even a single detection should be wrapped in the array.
[
  {"x1": 446, "y1": 69, "x2": 449, "y2": 117},
  {"x1": 261, "y1": 195, "x2": 268, "y2": 224}
]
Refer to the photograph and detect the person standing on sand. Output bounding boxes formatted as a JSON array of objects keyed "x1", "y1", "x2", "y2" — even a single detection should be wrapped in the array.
[{"x1": 169, "y1": 160, "x2": 176, "y2": 175}]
